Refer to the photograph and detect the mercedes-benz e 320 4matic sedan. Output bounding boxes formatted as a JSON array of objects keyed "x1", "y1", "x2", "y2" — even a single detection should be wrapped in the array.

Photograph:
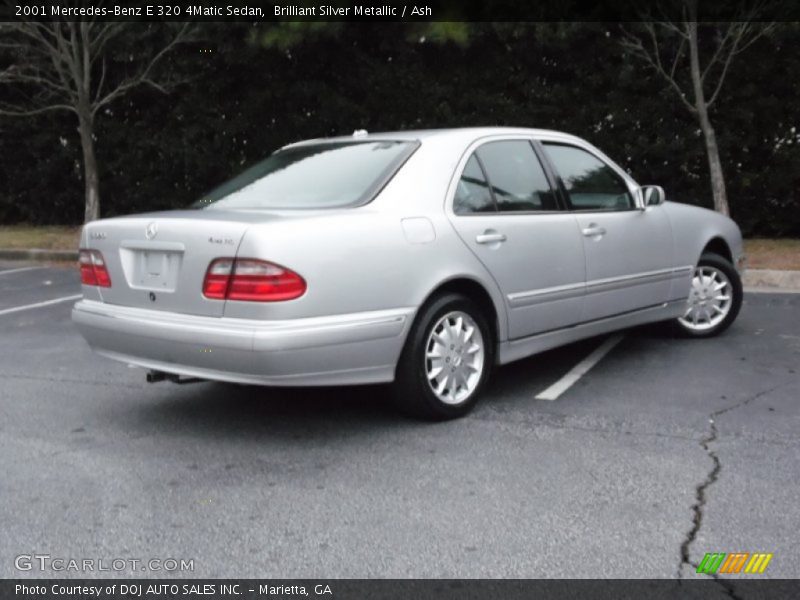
[{"x1": 72, "y1": 127, "x2": 744, "y2": 419}]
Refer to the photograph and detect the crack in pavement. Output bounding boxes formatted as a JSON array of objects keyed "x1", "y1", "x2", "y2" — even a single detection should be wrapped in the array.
[{"x1": 677, "y1": 383, "x2": 788, "y2": 597}]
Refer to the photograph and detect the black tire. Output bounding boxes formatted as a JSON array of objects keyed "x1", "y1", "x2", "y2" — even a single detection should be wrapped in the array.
[
  {"x1": 673, "y1": 252, "x2": 743, "y2": 338},
  {"x1": 392, "y1": 293, "x2": 494, "y2": 420}
]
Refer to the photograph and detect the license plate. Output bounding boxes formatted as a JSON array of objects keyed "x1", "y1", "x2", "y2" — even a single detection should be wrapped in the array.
[{"x1": 135, "y1": 250, "x2": 181, "y2": 290}]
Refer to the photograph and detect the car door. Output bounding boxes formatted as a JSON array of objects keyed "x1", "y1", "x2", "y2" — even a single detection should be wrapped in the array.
[
  {"x1": 539, "y1": 140, "x2": 674, "y2": 323},
  {"x1": 446, "y1": 138, "x2": 586, "y2": 340}
]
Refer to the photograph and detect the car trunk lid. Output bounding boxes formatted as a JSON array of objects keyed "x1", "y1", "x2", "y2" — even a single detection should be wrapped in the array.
[{"x1": 83, "y1": 210, "x2": 260, "y2": 317}]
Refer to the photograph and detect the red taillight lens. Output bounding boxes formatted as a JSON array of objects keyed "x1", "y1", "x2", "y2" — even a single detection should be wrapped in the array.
[
  {"x1": 202, "y1": 258, "x2": 234, "y2": 299},
  {"x1": 79, "y1": 249, "x2": 112, "y2": 288},
  {"x1": 202, "y1": 258, "x2": 306, "y2": 302},
  {"x1": 79, "y1": 250, "x2": 97, "y2": 286},
  {"x1": 227, "y1": 259, "x2": 307, "y2": 302}
]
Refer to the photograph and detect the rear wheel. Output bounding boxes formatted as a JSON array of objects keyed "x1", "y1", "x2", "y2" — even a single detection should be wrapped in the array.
[
  {"x1": 674, "y1": 253, "x2": 742, "y2": 338},
  {"x1": 393, "y1": 293, "x2": 494, "y2": 420}
]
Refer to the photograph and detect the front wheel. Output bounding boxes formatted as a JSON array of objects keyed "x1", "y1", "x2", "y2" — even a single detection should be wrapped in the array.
[
  {"x1": 674, "y1": 253, "x2": 743, "y2": 338},
  {"x1": 392, "y1": 293, "x2": 494, "y2": 420}
]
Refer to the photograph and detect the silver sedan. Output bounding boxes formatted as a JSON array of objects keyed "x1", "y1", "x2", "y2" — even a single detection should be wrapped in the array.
[{"x1": 72, "y1": 127, "x2": 744, "y2": 419}]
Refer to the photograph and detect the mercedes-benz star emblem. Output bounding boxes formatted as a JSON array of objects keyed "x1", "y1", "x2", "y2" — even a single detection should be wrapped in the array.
[{"x1": 145, "y1": 222, "x2": 158, "y2": 240}]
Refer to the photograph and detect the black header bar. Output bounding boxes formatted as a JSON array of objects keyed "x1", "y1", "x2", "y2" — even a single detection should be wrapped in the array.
[{"x1": 3, "y1": 0, "x2": 800, "y2": 22}]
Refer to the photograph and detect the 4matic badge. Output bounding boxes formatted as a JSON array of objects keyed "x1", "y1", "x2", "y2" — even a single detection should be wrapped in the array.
[{"x1": 208, "y1": 236, "x2": 234, "y2": 245}]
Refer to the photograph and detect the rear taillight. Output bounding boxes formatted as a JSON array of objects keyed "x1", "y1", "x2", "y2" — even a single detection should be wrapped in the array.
[
  {"x1": 79, "y1": 249, "x2": 112, "y2": 288},
  {"x1": 202, "y1": 258, "x2": 234, "y2": 300},
  {"x1": 202, "y1": 258, "x2": 306, "y2": 302}
]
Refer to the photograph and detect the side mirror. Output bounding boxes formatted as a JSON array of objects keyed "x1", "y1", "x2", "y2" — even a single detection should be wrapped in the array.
[{"x1": 640, "y1": 185, "x2": 665, "y2": 207}]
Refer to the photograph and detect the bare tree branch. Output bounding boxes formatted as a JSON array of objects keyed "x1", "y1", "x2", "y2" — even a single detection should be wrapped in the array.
[
  {"x1": 655, "y1": 20, "x2": 689, "y2": 41},
  {"x1": 705, "y1": 20, "x2": 775, "y2": 107},
  {"x1": 93, "y1": 57, "x2": 107, "y2": 104},
  {"x1": 0, "y1": 65, "x2": 71, "y2": 94},
  {"x1": 89, "y1": 23, "x2": 125, "y2": 63},
  {"x1": 669, "y1": 28, "x2": 687, "y2": 81},
  {"x1": 701, "y1": 22, "x2": 737, "y2": 82},
  {"x1": 80, "y1": 21, "x2": 91, "y2": 98},
  {"x1": 0, "y1": 14, "x2": 192, "y2": 222},
  {"x1": 1, "y1": 20, "x2": 191, "y2": 116},
  {"x1": 706, "y1": 26, "x2": 743, "y2": 108},
  {"x1": 0, "y1": 103, "x2": 76, "y2": 116},
  {"x1": 93, "y1": 23, "x2": 190, "y2": 114},
  {"x1": 0, "y1": 41, "x2": 29, "y2": 50},
  {"x1": 620, "y1": 25, "x2": 697, "y2": 114},
  {"x1": 620, "y1": 0, "x2": 776, "y2": 217}
]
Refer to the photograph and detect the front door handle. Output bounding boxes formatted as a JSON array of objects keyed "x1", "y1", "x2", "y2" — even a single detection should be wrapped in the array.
[
  {"x1": 476, "y1": 232, "x2": 507, "y2": 244},
  {"x1": 582, "y1": 225, "x2": 607, "y2": 238}
]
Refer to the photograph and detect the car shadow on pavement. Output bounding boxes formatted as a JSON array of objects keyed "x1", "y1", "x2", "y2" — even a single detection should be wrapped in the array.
[
  {"x1": 124, "y1": 336, "x2": 627, "y2": 436},
  {"x1": 488, "y1": 337, "x2": 606, "y2": 399},
  {"x1": 121, "y1": 325, "x2": 689, "y2": 437},
  {"x1": 123, "y1": 379, "x2": 430, "y2": 442}
]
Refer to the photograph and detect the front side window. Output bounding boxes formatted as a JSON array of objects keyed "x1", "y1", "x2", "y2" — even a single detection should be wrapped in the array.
[
  {"x1": 476, "y1": 141, "x2": 558, "y2": 212},
  {"x1": 542, "y1": 143, "x2": 634, "y2": 211},
  {"x1": 194, "y1": 141, "x2": 417, "y2": 210}
]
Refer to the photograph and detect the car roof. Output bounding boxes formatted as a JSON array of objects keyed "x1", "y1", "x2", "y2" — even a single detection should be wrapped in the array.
[{"x1": 282, "y1": 126, "x2": 583, "y2": 148}]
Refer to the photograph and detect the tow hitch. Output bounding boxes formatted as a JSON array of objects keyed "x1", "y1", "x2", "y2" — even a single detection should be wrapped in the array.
[{"x1": 146, "y1": 369, "x2": 204, "y2": 385}]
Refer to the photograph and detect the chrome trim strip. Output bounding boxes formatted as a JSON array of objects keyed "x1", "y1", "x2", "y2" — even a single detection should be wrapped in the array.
[
  {"x1": 507, "y1": 282, "x2": 585, "y2": 307},
  {"x1": 585, "y1": 265, "x2": 688, "y2": 294},
  {"x1": 507, "y1": 266, "x2": 694, "y2": 308},
  {"x1": 671, "y1": 265, "x2": 694, "y2": 276},
  {"x1": 120, "y1": 240, "x2": 186, "y2": 252}
]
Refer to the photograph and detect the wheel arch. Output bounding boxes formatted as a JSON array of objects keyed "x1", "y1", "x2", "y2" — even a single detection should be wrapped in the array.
[
  {"x1": 415, "y1": 276, "x2": 503, "y2": 347},
  {"x1": 700, "y1": 236, "x2": 734, "y2": 264}
]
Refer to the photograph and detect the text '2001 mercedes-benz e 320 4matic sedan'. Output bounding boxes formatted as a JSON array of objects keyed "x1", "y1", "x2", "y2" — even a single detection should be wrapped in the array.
[{"x1": 72, "y1": 127, "x2": 744, "y2": 419}]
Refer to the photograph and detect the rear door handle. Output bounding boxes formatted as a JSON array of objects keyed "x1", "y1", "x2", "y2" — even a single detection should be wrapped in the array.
[
  {"x1": 581, "y1": 225, "x2": 607, "y2": 238},
  {"x1": 476, "y1": 232, "x2": 507, "y2": 244}
]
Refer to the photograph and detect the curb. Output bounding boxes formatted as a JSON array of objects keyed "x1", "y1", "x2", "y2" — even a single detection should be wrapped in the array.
[
  {"x1": 0, "y1": 248, "x2": 78, "y2": 261},
  {"x1": 742, "y1": 269, "x2": 800, "y2": 293}
]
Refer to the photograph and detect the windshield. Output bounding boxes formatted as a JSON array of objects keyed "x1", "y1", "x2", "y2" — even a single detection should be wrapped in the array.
[{"x1": 194, "y1": 140, "x2": 417, "y2": 210}]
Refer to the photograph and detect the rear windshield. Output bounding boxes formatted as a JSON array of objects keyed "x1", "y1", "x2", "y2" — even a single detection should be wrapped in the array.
[{"x1": 194, "y1": 140, "x2": 417, "y2": 210}]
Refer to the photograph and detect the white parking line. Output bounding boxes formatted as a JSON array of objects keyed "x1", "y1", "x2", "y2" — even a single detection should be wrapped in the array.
[
  {"x1": 535, "y1": 334, "x2": 625, "y2": 401},
  {"x1": 0, "y1": 294, "x2": 82, "y2": 317},
  {"x1": 0, "y1": 266, "x2": 43, "y2": 276}
]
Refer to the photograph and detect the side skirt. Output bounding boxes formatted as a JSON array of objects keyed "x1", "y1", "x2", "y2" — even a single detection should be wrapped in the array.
[{"x1": 496, "y1": 299, "x2": 686, "y2": 366}]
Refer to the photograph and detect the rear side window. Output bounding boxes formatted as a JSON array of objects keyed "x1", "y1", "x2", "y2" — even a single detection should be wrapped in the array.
[
  {"x1": 194, "y1": 141, "x2": 417, "y2": 210},
  {"x1": 454, "y1": 155, "x2": 495, "y2": 214},
  {"x1": 543, "y1": 143, "x2": 634, "y2": 211},
  {"x1": 476, "y1": 141, "x2": 558, "y2": 212},
  {"x1": 453, "y1": 140, "x2": 559, "y2": 215}
]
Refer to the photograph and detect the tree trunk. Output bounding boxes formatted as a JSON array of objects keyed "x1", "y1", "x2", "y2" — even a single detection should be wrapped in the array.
[
  {"x1": 696, "y1": 109, "x2": 730, "y2": 216},
  {"x1": 687, "y1": 14, "x2": 730, "y2": 216},
  {"x1": 78, "y1": 110, "x2": 100, "y2": 223}
]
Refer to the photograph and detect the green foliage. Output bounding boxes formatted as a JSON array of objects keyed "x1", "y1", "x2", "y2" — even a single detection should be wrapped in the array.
[
  {"x1": 405, "y1": 22, "x2": 471, "y2": 45},
  {"x1": 257, "y1": 22, "x2": 344, "y2": 50},
  {"x1": 0, "y1": 22, "x2": 797, "y2": 235}
]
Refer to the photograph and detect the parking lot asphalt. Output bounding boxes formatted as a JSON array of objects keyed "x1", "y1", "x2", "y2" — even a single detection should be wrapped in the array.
[{"x1": 1, "y1": 262, "x2": 798, "y2": 582}]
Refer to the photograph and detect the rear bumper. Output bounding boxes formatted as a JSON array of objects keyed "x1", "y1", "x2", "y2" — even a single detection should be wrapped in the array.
[{"x1": 71, "y1": 299, "x2": 414, "y2": 386}]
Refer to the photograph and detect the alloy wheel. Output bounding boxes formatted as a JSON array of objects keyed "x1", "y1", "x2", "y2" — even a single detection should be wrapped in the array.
[
  {"x1": 678, "y1": 265, "x2": 733, "y2": 332},
  {"x1": 424, "y1": 310, "x2": 485, "y2": 405}
]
